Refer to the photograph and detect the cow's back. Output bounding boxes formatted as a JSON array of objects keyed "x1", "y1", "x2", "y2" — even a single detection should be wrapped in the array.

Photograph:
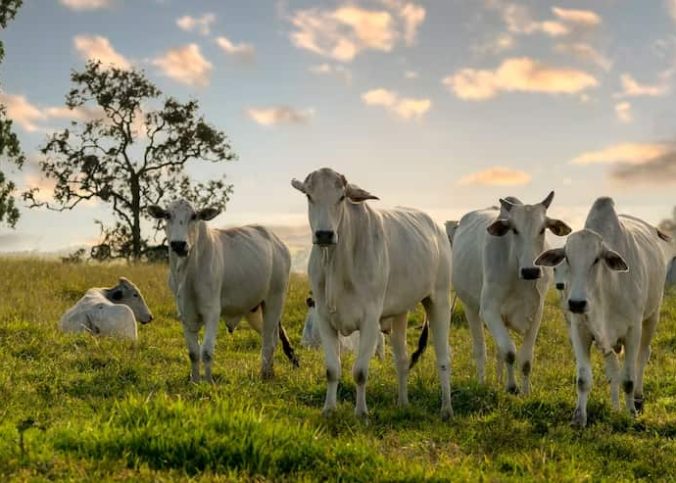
[
  {"x1": 59, "y1": 289, "x2": 106, "y2": 332},
  {"x1": 213, "y1": 225, "x2": 291, "y2": 316},
  {"x1": 451, "y1": 209, "x2": 496, "y2": 312},
  {"x1": 380, "y1": 207, "x2": 451, "y2": 316}
]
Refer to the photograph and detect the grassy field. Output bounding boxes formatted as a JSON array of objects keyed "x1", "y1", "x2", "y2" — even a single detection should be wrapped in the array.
[{"x1": 0, "y1": 259, "x2": 674, "y2": 481}]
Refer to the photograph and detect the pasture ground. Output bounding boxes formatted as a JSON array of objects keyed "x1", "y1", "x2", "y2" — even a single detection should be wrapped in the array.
[{"x1": 0, "y1": 259, "x2": 675, "y2": 481}]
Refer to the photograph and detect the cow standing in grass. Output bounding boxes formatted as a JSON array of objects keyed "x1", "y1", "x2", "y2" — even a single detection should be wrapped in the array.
[
  {"x1": 451, "y1": 193, "x2": 571, "y2": 394},
  {"x1": 59, "y1": 277, "x2": 153, "y2": 340},
  {"x1": 292, "y1": 168, "x2": 453, "y2": 419},
  {"x1": 535, "y1": 197, "x2": 671, "y2": 427},
  {"x1": 148, "y1": 199, "x2": 298, "y2": 382}
]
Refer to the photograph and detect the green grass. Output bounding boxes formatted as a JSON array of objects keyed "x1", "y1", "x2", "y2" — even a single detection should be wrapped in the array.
[{"x1": 0, "y1": 259, "x2": 674, "y2": 481}]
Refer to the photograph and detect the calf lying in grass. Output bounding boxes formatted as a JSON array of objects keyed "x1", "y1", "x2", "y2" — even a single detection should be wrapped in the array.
[{"x1": 59, "y1": 277, "x2": 153, "y2": 341}]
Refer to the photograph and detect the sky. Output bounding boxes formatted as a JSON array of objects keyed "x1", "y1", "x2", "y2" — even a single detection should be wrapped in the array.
[{"x1": 0, "y1": 0, "x2": 675, "y2": 253}]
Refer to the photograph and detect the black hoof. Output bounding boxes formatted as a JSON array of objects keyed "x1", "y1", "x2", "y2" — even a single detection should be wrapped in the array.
[
  {"x1": 507, "y1": 384, "x2": 519, "y2": 395},
  {"x1": 634, "y1": 396, "x2": 644, "y2": 413}
]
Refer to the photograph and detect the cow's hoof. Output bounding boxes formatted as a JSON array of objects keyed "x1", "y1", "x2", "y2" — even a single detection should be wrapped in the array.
[
  {"x1": 354, "y1": 409, "x2": 369, "y2": 422},
  {"x1": 321, "y1": 407, "x2": 336, "y2": 418},
  {"x1": 261, "y1": 368, "x2": 275, "y2": 380},
  {"x1": 440, "y1": 406, "x2": 454, "y2": 421},
  {"x1": 189, "y1": 374, "x2": 200, "y2": 384},
  {"x1": 634, "y1": 396, "x2": 644, "y2": 413},
  {"x1": 571, "y1": 408, "x2": 587, "y2": 428},
  {"x1": 507, "y1": 384, "x2": 520, "y2": 395},
  {"x1": 290, "y1": 356, "x2": 300, "y2": 369}
]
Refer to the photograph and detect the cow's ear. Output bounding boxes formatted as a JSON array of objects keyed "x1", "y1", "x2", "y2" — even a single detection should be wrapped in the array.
[
  {"x1": 546, "y1": 218, "x2": 572, "y2": 236},
  {"x1": 346, "y1": 183, "x2": 379, "y2": 202},
  {"x1": 198, "y1": 207, "x2": 220, "y2": 221},
  {"x1": 534, "y1": 248, "x2": 565, "y2": 267},
  {"x1": 603, "y1": 249, "x2": 629, "y2": 272},
  {"x1": 147, "y1": 205, "x2": 168, "y2": 219},
  {"x1": 487, "y1": 218, "x2": 511, "y2": 237},
  {"x1": 291, "y1": 178, "x2": 306, "y2": 194},
  {"x1": 118, "y1": 277, "x2": 130, "y2": 286},
  {"x1": 111, "y1": 289, "x2": 124, "y2": 301}
]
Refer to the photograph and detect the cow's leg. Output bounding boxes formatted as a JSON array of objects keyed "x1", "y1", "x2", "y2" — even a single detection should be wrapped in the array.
[
  {"x1": 465, "y1": 307, "x2": 486, "y2": 384},
  {"x1": 201, "y1": 306, "x2": 221, "y2": 384},
  {"x1": 570, "y1": 321, "x2": 593, "y2": 427},
  {"x1": 425, "y1": 296, "x2": 453, "y2": 420},
  {"x1": 260, "y1": 295, "x2": 283, "y2": 380},
  {"x1": 496, "y1": 351, "x2": 504, "y2": 385},
  {"x1": 480, "y1": 302, "x2": 517, "y2": 393},
  {"x1": 390, "y1": 312, "x2": 409, "y2": 407},
  {"x1": 353, "y1": 318, "x2": 380, "y2": 418},
  {"x1": 517, "y1": 308, "x2": 542, "y2": 396},
  {"x1": 182, "y1": 317, "x2": 201, "y2": 383},
  {"x1": 604, "y1": 351, "x2": 621, "y2": 410},
  {"x1": 635, "y1": 311, "x2": 659, "y2": 411},
  {"x1": 622, "y1": 323, "x2": 641, "y2": 417},
  {"x1": 318, "y1": 316, "x2": 341, "y2": 416}
]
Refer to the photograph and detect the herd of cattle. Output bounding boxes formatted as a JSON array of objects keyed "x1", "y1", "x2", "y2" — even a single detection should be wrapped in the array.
[{"x1": 58, "y1": 167, "x2": 676, "y2": 427}]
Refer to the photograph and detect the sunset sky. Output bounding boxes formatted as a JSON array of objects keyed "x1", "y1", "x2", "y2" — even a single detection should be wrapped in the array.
[{"x1": 1, "y1": 0, "x2": 675, "y2": 252}]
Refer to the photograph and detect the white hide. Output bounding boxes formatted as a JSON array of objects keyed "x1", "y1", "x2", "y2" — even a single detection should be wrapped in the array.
[
  {"x1": 535, "y1": 197, "x2": 669, "y2": 427},
  {"x1": 292, "y1": 168, "x2": 453, "y2": 420},
  {"x1": 451, "y1": 193, "x2": 571, "y2": 394}
]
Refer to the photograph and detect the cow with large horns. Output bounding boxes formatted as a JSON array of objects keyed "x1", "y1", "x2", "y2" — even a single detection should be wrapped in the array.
[{"x1": 450, "y1": 192, "x2": 572, "y2": 394}]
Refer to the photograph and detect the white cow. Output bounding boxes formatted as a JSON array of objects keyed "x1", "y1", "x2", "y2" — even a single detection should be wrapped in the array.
[
  {"x1": 148, "y1": 199, "x2": 298, "y2": 382},
  {"x1": 535, "y1": 197, "x2": 671, "y2": 427},
  {"x1": 59, "y1": 277, "x2": 153, "y2": 340},
  {"x1": 451, "y1": 192, "x2": 571, "y2": 394},
  {"x1": 292, "y1": 168, "x2": 453, "y2": 419},
  {"x1": 301, "y1": 296, "x2": 386, "y2": 359}
]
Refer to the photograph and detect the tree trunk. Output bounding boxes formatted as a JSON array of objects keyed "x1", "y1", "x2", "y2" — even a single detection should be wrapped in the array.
[{"x1": 130, "y1": 174, "x2": 142, "y2": 261}]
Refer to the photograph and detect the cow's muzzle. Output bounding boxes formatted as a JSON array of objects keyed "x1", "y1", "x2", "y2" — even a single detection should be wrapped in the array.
[
  {"x1": 568, "y1": 299, "x2": 588, "y2": 314},
  {"x1": 314, "y1": 230, "x2": 336, "y2": 247},
  {"x1": 520, "y1": 267, "x2": 542, "y2": 280},
  {"x1": 141, "y1": 314, "x2": 154, "y2": 324},
  {"x1": 170, "y1": 241, "x2": 189, "y2": 257}
]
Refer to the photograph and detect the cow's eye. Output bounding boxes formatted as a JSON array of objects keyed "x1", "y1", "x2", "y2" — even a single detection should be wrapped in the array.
[
  {"x1": 133, "y1": 293, "x2": 139, "y2": 298},
  {"x1": 166, "y1": 214, "x2": 172, "y2": 221},
  {"x1": 339, "y1": 195, "x2": 345, "y2": 202},
  {"x1": 512, "y1": 228, "x2": 519, "y2": 235},
  {"x1": 191, "y1": 213, "x2": 197, "y2": 221},
  {"x1": 539, "y1": 227, "x2": 545, "y2": 235},
  {"x1": 593, "y1": 257, "x2": 600, "y2": 265},
  {"x1": 306, "y1": 194, "x2": 312, "y2": 203}
]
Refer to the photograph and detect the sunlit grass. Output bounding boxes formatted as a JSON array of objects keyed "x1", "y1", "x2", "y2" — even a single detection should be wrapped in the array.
[{"x1": 0, "y1": 259, "x2": 674, "y2": 480}]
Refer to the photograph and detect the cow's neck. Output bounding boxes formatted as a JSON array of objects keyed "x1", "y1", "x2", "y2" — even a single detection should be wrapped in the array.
[{"x1": 319, "y1": 202, "x2": 372, "y2": 313}]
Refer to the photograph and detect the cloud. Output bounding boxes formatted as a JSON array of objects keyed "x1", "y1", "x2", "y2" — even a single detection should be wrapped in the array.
[
  {"x1": 615, "y1": 102, "x2": 632, "y2": 123},
  {"x1": 0, "y1": 93, "x2": 102, "y2": 132},
  {"x1": 474, "y1": 33, "x2": 516, "y2": 55},
  {"x1": 551, "y1": 7, "x2": 601, "y2": 27},
  {"x1": 457, "y1": 166, "x2": 532, "y2": 186},
  {"x1": 404, "y1": 70, "x2": 419, "y2": 79},
  {"x1": 443, "y1": 57, "x2": 598, "y2": 101},
  {"x1": 288, "y1": 2, "x2": 425, "y2": 62},
  {"x1": 555, "y1": 43, "x2": 611, "y2": 70},
  {"x1": 615, "y1": 73, "x2": 670, "y2": 98},
  {"x1": 361, "y1": 88, "x2": 431, "y2": 120},
  {"x1": 215, "y1": 36, "x2": 255, "y2": 60},
  {"x1": 176, "y1": 13, "x2": 216, "y2": 36},
  {"x1": 152, "y1": 44, "x2": 212, "y2": 86},
  {"x1": 73, "y1": 35, "x2": 131, "y2": 69},
  {"x1": 60, "y1": 0, "x2": 111, "y2": 11},
  {"x1": 572, "y1": 141, "x2": 676, "y2": 185},
  {"x1": 571, "y1": 142, "x2": 671, "y2": 165},
  {"x1": 667, "y1": 0, "x2": 676, "y2": 22},
  {"x1": 610, "y1": 150, "x2": 676, "y2": 185},
  {"x1": 246, "y1": 106, "x2": 315, "y2": 126},
  {"x1": 308, "y1": 63, "x2": 352, "y2": 83}
]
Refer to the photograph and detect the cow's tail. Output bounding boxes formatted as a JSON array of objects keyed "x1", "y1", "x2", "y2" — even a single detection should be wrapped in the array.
[
  {"x1": 409, "y1": 315, "x2": 429, "y2": 369},
  {"x1": 278, "y1": 320, "x2": 300, "y2": 368}
]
